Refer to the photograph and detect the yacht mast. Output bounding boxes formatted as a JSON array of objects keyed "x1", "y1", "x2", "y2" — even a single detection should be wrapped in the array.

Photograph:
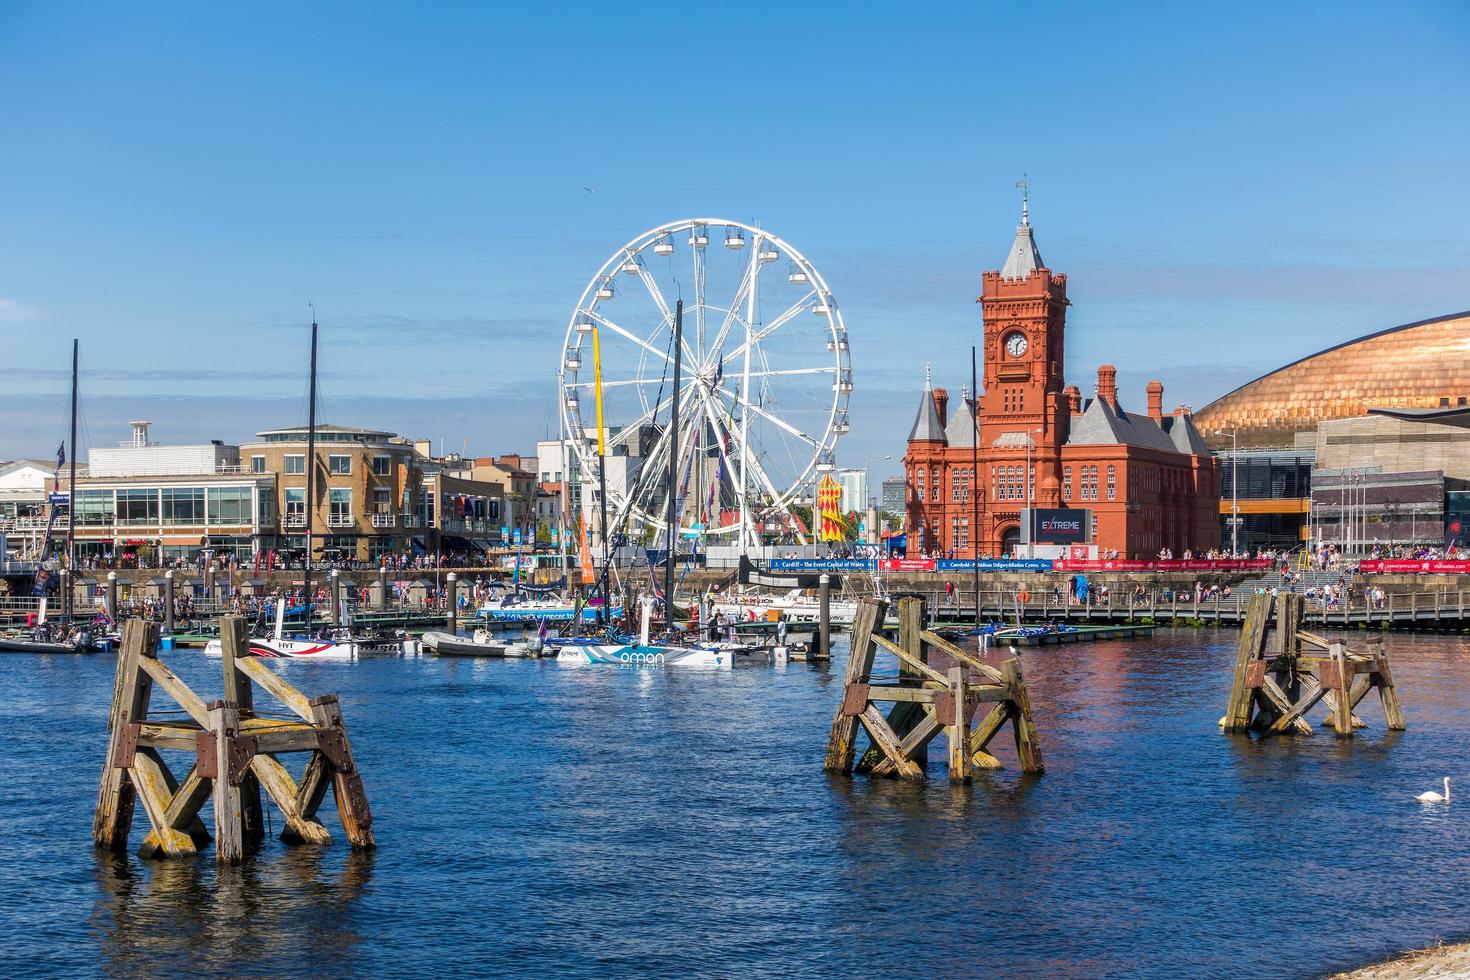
[{"x1": 303, "y1": 317, "x2": 319, "y2": 630}]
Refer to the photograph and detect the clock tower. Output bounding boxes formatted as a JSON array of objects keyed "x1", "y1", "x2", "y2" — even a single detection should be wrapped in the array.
[{"x1": 975, "y1": 193, "x2": 1071, "y2": 552}]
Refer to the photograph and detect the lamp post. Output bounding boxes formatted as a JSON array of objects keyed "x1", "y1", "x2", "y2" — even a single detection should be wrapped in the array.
[
  {"x1": 862, "y1": 455, "x2": 892, "y2": 543},
  {"x1": 1214, "y1": 428, "x2": 1238, "y2": 556},
  {"x1": 1025, "y1": 428, "x2": 1042, "y2": 559}
]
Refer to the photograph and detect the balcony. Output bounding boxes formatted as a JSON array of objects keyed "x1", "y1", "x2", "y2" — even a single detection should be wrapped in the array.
[
  {"x1": 403, "y1": 515, "x2": 425, "y2": 528},
  {"x1": 284, "y1": 514, "x2": 307, "y2": 528},
  {"x1": 327, "y1": 514, "x2": 355, "y2": 528},
  {"x1": 371, "y1": 513, "x2": 396, "y2": 528}
]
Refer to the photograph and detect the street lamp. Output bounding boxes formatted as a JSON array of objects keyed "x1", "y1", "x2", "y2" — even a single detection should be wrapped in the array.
[
  {"x1": 862, "y1": 455, "x2": 892, "y2": 542},
  {"x1": 1214, "y1": 428, "x2": 1239, "y2": 556}
]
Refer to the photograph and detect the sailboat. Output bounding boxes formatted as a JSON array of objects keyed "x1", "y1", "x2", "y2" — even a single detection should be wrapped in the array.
[
  {"x1": 204, "y1": 597, "x2": 357, "y2": 659},
  {"x1": 205, "y1": 315, "x2": 357, "y2": 660},
  {"x1": 554, "y1": 596, "x2": 730, "y2": 668}
]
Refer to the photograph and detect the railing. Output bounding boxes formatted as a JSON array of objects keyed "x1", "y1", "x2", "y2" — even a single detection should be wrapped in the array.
[
  {"x1": 403, "y1": 515, "x2": 425, "y2": 528},
  {"x1": 371, "y1": 513, "x2": 396, "y2": 528},
  {"x1": 327, "y1": 515, "x2": 355, "y2": 528},
  {"x1": 283, "y1": 514, "x2": 307, "y2": 528}
]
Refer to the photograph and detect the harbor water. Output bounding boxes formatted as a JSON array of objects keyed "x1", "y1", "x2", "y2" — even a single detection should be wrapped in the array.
[{"x1": 4, "y1": 628, "x2": 1470, "y2": 978}]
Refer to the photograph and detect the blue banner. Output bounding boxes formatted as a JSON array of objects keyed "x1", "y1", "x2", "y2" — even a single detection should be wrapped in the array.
[
  {"x1": 770, "y1": 559, "x2": 875, "y2": 572},
  {"x1": 937, "y1": 559, "x2": 1055, "y2": 572}
]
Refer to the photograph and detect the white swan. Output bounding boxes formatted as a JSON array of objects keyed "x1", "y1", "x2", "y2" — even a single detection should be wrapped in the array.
[{"x1": 1415, "y1": 777, "x2": 1451, "y2": 803}]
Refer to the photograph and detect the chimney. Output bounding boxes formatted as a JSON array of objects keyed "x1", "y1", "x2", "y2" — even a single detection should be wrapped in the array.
[
  {"x1": 1173, "y1": 404, "x2": 1193, "y2": 418},
  {"x1": 933, "y1": 387, "x2": 949, "y2": 429},
  {"x1": 128, "y1": 420, "x2": 152, "y2": 448},
  {"x1": 1096, "y1": 366, "x2": 1118, "y2": 409},
  {"x1": 1146, "y1": 381, "x2": 1164, "y2": 423},
  {"x1": 1063, "y1": 384, "x2": 1082, "y2": 414}
]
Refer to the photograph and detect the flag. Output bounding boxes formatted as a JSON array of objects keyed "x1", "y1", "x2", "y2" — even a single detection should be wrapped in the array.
[
  {"x1": 56, "y1": 442, "x2": 65, "y2": 468},
  {"x1": 537, "y1": 617, "x2": 548, "y2": 642}
]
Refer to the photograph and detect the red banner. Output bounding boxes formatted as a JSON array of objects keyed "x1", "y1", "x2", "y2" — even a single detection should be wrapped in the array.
[
  {"x1": 1053, "y1": 559, "x2": 1273, "y2": 572},
  {"x1": 879, "y1": 558, "x2": 937, "y2": 572},
  {"x1": 1358, "y1": 560, "x2": 1470, "y2": 574}
]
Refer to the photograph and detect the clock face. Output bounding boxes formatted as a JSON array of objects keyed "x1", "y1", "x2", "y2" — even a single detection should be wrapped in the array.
[{"x1": 1004, "y1": 332, "x2": 1028, "y2": 358}]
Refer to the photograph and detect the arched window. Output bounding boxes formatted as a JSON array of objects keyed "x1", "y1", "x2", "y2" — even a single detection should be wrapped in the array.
[
  {"x1": 931, "y1": 468, "x2": 940, "y2": 502},
  {"x1": 916, "y1": 468, "x2": 925, "y2": 503},
  {"x1": 1063, "y1": 465, "x2": 1072, "y2": 500},
  {"x1": 1107, "y1": 464, "x2": 1117, "y2": 500}
]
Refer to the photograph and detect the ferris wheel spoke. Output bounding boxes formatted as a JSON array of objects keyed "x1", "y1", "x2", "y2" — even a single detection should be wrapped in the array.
[
  {"x1": 568, "y1": 376, "x2": 667, "y2": 390},
  {"x1": 737, "y1": 366, "x2": 837, "y2": 380},
  {"x1": 585, "y1": 310, "x2": 673, "y2": 367},
  {"x1": 712, "y1": 385, "x2": 819, "y2": 447},
  {"x1": 719, "y1": 409, "x2": 795, "y2": 530},
  {"x1": 718, "y1": 290, "x2": 817, "y2": 368},
  {"x1": 701, "y1": 246, "x2": 759, "y2": 374}
]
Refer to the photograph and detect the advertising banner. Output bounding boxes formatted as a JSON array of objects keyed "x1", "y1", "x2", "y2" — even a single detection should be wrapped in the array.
[
  {"x1": 1358, "y1": 560, "x2": 1470, "y2": 574},
  {"x1": 1026, "y1": 508, "x2": 1090, "y2": 544},
  {"x1": 1053, "y1": 559, "x2": 1273, "y2": 572},
  {"x1": 769, "y1": 559, "x2": 873, "y2": 572},
  {"x1": 937, "y1": 559, "x2": 1055, "y2": 572},
  {"x1": 878, "y1": 558, "x2": 937, "y2": 572}
]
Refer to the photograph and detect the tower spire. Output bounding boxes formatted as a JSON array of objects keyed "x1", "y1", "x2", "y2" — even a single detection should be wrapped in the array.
[
  {"x1": 1017, "y1": 174, "x2": 1029, "y2": 226},
  {"x1": 924, "y1": 361, "x2": 932, "y2": 391},
  {"x1": 1000, "y1": 178, "x2": 1043, "y2": 280}
]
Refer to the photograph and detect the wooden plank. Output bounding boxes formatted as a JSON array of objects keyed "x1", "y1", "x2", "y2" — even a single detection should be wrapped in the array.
[
  {"x1": 93, "y1": 619, "x2": 159, "y2": 852},
  {"x1": 1331, "y1": 643, "x2": 1353, "y2": 738},
  {"x1": 136, "y1": 723, "x2": 203, "y2": 751},
  {"x1": 947, "y1": 665, "x2": 971, "y2": 784},
  {"x1": 1002, "y1": 657, "x2": 1044, "y2": 773},
  {"x1": 1257, "y1": 676, "x2": 1315, "y2": 736},
  {"x1": 870, "y1": 633, "x2": 949, "y2": 684},
  {"x1": 866, "y1": 685, "x2": 942, "y2": 704},
  {"x1": 919, "y1": 630, "x2": 1006, "y2": 683},
  {"x1": 252, "y1": 727, "x2": 326, "y2": 754},
  {"x1": 867, "y1": 713, "x2": 943, "y2": 777},
  {"x1": 129, "y1": 748, "x2": 196, "y2": 858},
  {"x1": 139, "y1": 658, "x2": 211, "y2": 726},
  {"x1": 310, "y1": 696, "x2": 375, "y2": 849},
  {"x1": 295, "y1": 751, "x2": 332, "y2": 819},
  {"x1": 251, "y1": 753, "x2": 332, "y2": 845},
  {"x1": 856, "y1": 704, "x2": 924, "y2": 781},
  {"x1": 968, "y1": 702, "x2": 1009, "y2": 756},
  {"x1": 1223, "y1": 594, "x2": 1271, "y2": 733},
  {"x1": 211, "y1": 700, "x2": 245, "y2": 865},
  {"x1": 235, "y1": 657, "x2": 315, "y2": 722},
  {"x1": 824, "y1": 598, "x2": 884, "y2": 774},
  {"x1": 1297, "y1": 629, "x2": 1332, "y2": 650},
  {"x1": 1375, "y1": 643, "x2": 1406, "y2": 731}
]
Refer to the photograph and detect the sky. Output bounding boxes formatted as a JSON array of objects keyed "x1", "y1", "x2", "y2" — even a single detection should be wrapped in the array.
[{"x1": 1, "y1": 1, "x2": 1467, "y2": 486}]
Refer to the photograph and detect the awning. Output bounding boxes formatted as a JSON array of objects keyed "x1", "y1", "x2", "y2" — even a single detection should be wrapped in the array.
[{"x1": 442, "y1": 535, "x2": 473, "y2": 551}]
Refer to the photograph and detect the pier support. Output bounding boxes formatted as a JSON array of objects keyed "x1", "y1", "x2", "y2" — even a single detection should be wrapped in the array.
[
  {"x1": 1222, "y1": 592, "x2": 1406, "y2": 739},
  {"x1": 826, "y1": 595, "x2": 1043, "y2": 782},
  {"x1": 446, "y1": 572, "x2": 458, "y2": 635},
  {"x1": 378, "y1": 563, "x2": 389, "y2": 612},
  {"x1": 106, "y1": 571, "x2": 118, "y2": 623},
  {"x1": 164, "y1": 571, "x2": 174, "y2": 635},
  {"x1": 93, "y1": 615, "x2": 375, "y2": 863},
  {"x1": 817, "y1": 574, "x2": 831, "y2": 661}
]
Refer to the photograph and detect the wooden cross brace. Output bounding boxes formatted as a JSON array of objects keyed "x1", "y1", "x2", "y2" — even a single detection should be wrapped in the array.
[{"x1": 94, "y1": 615, "x2": 376, "y2": 864}]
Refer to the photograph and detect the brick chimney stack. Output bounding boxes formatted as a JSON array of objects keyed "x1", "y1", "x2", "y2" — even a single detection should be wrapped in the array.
[
  {"x1": 1147, "y1": 380, "x2": 1164, "y2": 423},
  {"x1": 933, "y1": 387, "x2": 949, "y2": 429},
  {"x1": 1063, "y1": 384, "x2": 1081, "y2": 414},
  {"x1": 1096, "y1": 365, "x2": 1118, "y2": 409}
]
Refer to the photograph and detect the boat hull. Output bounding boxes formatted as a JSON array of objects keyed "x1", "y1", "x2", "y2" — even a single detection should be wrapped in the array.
[
  {"x1": 555, "y1": 643, "x2": 731, "y2": 668},
  {"x1": 203, "y1": 637, "x2": 358, "y2": 660}
]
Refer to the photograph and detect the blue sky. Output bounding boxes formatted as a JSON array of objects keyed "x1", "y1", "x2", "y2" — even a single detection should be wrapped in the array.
[{"x1": 1, "y1": 1, "x2": 1467, "y2": 484}]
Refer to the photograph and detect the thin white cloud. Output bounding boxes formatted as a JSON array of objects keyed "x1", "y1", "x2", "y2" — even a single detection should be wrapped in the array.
[{"x1": 0, "y1": 298, "x2": 36, "y2": 321}]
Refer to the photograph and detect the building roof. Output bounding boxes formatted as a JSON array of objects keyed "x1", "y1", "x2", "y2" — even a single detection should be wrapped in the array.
[
  {"x1": 999, "y1": 201, "x2": 1044, "y2": 280},
  {"x1": 253, "y1": 424, "x2": 397, "y2": 438},
  {"x1": 943, "y1": 393, "x2": 976, "y2": 448},
  {"x1": 1193, "y1": 310, "x2": 1470, "y2": 448},
  {"x1": 908, "y1": 389, "x2": 946, "y2": 443},
  {"x1": 1162, "y1": 414, "x2": 1211, "y2": 454},
  {"x1": 1066, "y1": 397, "x2": 1183, "y2": 454}
]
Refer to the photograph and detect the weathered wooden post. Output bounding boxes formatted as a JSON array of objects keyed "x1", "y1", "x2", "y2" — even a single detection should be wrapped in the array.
[
  {"x1": 946, "y1": 664, "x2": 972, "y2": 784},
  {"x1": 219, "y1": 617, "x2": 265, "y2": 847},
  {"x1": 446, "y1": 572, "x2": 458, "y2": 635},
  {"x1": 164, "y1": 570, "x2": 175, "y2": 635},
  {"x1": 106, "y1": 571, "x2": 118, "y2": 622},
  {"x1": 817, "y1": 573, "x2": 831, "y2": 660},
  {"x1": 378, "y1": 562, "x2": 389, "y2": 611},
  {"x1": 94, "y1": 619, "x2": 158, "y2": 852}
]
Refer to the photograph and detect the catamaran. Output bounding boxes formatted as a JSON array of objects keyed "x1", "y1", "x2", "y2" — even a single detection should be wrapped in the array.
[{"x1": 554, "y1": 597, "x2": 731, "y2": 668}]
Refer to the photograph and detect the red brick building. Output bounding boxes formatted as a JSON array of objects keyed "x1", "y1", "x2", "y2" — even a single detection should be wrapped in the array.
[{"x1": 903, "y1": 202, "x2": 1220, "y2": 559}]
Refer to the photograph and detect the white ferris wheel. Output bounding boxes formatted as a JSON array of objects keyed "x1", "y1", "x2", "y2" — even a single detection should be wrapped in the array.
[{"x1": 558, "y1": 218, "x2": 852, "y2": 547}]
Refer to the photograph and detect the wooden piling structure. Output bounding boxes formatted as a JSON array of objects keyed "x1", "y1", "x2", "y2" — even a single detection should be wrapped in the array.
[
  {"x1": 1221, "y1": 592, "x2": 1406, "y2": 739},
  {"x1": 93, "y1": 615, "x2": 375, "y2": 863},
  {"x1": 825, "y1": 595, "x2": 1044, "y2": 782}
]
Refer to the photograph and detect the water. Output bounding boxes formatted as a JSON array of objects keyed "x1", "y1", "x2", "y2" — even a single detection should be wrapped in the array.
[{"x1": 4, "y1": 628, "x2": 1470, "y2": 978}]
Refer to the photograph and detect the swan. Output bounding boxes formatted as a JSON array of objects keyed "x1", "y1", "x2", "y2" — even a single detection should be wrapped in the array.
[{"x1": 1415, "y1": 777, "x2": 1451, "y2": 803}]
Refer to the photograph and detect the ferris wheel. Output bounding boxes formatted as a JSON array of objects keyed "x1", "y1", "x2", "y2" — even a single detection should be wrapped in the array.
[{"x1": 558, "y1": 218, "x2": 852, "y2": 546}]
